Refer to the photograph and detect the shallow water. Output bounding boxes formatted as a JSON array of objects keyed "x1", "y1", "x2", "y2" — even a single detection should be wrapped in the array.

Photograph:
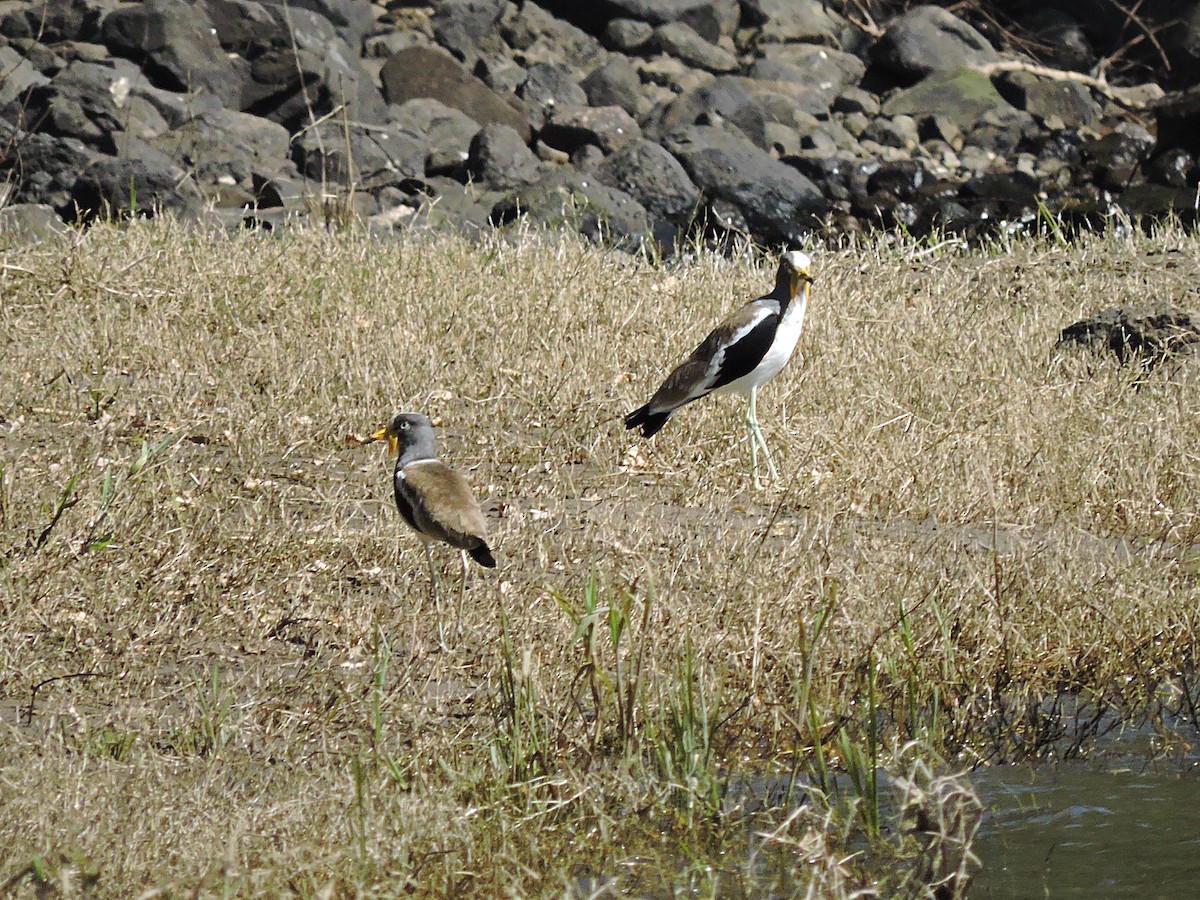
[{"x1": 971, "y1": 762, "x2": 1200, "y2": 897}]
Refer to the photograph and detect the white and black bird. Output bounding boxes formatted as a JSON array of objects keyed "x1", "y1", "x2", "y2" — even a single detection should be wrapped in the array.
[
  {"x1": 625, "y1": 250, "x2": 814, "y2": 485},
  {"x1": 372, "y1": 412, "x2": 495, "y2": 643}
]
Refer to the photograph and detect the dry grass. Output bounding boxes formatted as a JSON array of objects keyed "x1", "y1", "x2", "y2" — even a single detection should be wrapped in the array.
[{"x1": 0, "y1": 220, "x2": 1196, "y2": 896}]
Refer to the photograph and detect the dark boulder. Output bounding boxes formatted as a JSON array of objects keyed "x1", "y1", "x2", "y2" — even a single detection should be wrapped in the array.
[
  {"x1": 431, "y1": 0, "x2": 507, "y2": 68},
  {"x1": 492, "y1": 168, "x2": 650, "y2": 250},
  {"x1": 541, "y1": 105, "x2": 641, "y2": 154},
  {"x1": 70, "y1": 152, "x2": 202, "y2": 220},
  {"x1": 870, "y1": 6, "x2": 998, "y2": 85},
  {"x1": 1057, "y1": 305, "x2": 1200, "y2": 367},
  {"x1": 581, "y1": 55, "x2": 644, "y2": 116},
  {"x1": 101, "y1": 0, "x2": 245, "y2": 109},
  {"x1": 591, "y1": 137, "x2": 700, "y2": 225},
  {"x1": 663, "y1": 124, "x2": 828, "y2": 245},
  {"x1": 467, "y1": 123, "x2": 543, "y2": 190},
  {"x1": 381, "y1": 46, "x2": 531, "y2": 141}
]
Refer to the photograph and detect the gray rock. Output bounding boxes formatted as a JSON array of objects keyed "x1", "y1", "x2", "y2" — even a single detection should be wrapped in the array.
[
  {"x1": 474, "y1": 53, "x2": 528, "y2": 95},
  {"x1": 598, "y1": 0, "x2": 739, "y2": 43},
  {"x1": 292, "y1": 122, "x2": 425, "y2": 191},
  {"x1": 0, "y1": 202, "x2": 69, "y2": 244},
  {"x1": 737, "y1": 74, "x2": 840, "y2": 121},
  {"x1": 262, "y1": 0, "x2": 378, "y2": 51},
  {"x1": 150, "y1": 107, "x2": 294, "y2": 189},
  {"x1": 431, "y1": 0, "x2": 506, "y2": 67},
  {"x1": 7, "y1": 0, "x2": 113, "y2": 43},
  {"x1": 240, "y1": 4, "x2": 387, "y2": 128},
  {"x1": 833, "y1": 86, "x2": 880, "y2": 116},
  {"x1": 592, "y1": 137, "x2": 700, "y2": 224},
  {"x1": 381, "y1": 46, "x2": 530, "y2": 141},
  {"x1": 492, "y1": 167, "x2": 650, "y2": 249},
  {"x1": 398, "y1": 176, "x2": 508, "y2": 235},
  {"x1": 752, "y1": 44, "x2": 865, "y2": 93},
  {"x1": 0, "y1": 43, "x2": 50, "y2": 109},
  {"x1": 390, "y1": 98, "x2": 481, "y2": 176},
  {"x1": 468, "y1": 123, "x2": 543, "y2": 189},
  {"x1": 582, "y1": 55, "x2": 644, "y2": 116},
  {"x1": 101, "y1": 0, "x2": 244, "y2": 108},
  {"x1": 861, "y1": 115, "x2": 919, "y2": 151},
  {"x1": 23, "y1": 59, "x2": 167, "y2": 155},
  {"x1": 648, "y1": 76, "x2": 771, "y2": 149},
  {"x1": 663, "y1": 124, "x2": 827, "y2": 245},
  {"x1": 996, "y1": 72, "x2": 1102, "y2": 130},
  {"x1": 741, "y1": 0, "x2": 847, "y2": 44},
  {"x1": 0, "y1": 122, "x2": 96, "y2": 213},
  {"x1": 502, "y1": 2, "x2": 607, "y2": 70},
  {"x1": 871, "y1": 6, "x2": 998, "y2": 83},
  {"x1": 882, "y1": 67, "x2": 1013, "y2": 130},
  {"x1": 519, "y1": 62, "x2": 588, "y2": 128},
  {"x1": 652, "y1": 22, "x2": 737, "y2": 73},
  {"x1": 71, "y1": 153, "x2": 202, "y2": 219},
  {"x1": 541, "y1": 104, "x2": 640, "y2": 154},
  {"x1": 1057, "y1": 305, "x2": 1200, "y2": 368},
  {"x1": 605, "y1": 18, "x2": 654, "y2": 52}
]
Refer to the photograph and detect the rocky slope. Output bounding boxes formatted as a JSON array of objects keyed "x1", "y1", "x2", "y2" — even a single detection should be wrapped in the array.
[{"x1": 4, "y1": 0, "x2": 1200, "y2": 249}]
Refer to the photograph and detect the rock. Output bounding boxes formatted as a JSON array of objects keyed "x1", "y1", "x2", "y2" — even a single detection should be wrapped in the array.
[
  {"x1": 541, "y1": 104, "x2": 641, "y2": 154},
  {"x1": 833, "y1": 86, "x2": 880, "y2": 116},
  {"x1": 0, "y1": 122, "x2": 96, "y2": 213},
  {"x1": 582, "y1": 55, "x2": 644, "y2": 116},
  {"x1": 431, "y1": 0, "x2": 506, "y2": 67},
  {"x1": 1057, "y1": 305, "x2": 1200, "y2": 367},
  {"x1": 101, "y1": 0, "x2": 244, "y2": 108},
  {"x1": 519, "y1": 62, "x2": 587, "y2": 129},
  {"x1": 0, "y1": 43, "x2": 51, "y2": 110},
  {"x1": 474, "y1": 53, "x2": 528, "y2": 95},
  {"x1": 23, "y1": 59, "x2": 168, "y2": 155},
  {"x1": 71, "y1": 153, "x2": 202, "y2": 220},
  {"x1": 397, "y1": 176, "x2": 508, "y2": 235},
  {"x1": 870, "y1": 6, "x2": 998, "y2": 84},
  {"x1": 491, "y1": 168, "x2": 650, "y2": 249},
  {"x1": 995, "y1": 71, "x2": 1102, "y2": 131},
  {"x1": 0, "y1": 202, "x2": 69, "y2": 243},
  {"x1": 605, "y1": 18, "x2": 654, "y2": 53},
  {"x1": 1114, "y1": 183, "x2": 1199, "y2": 221},
  {"x1": 501, "y1": 1, "x2": 606, "y2": 70},
  {"x1": 7, "y1": 0, "x2": 111, "y2": 44},
  {"x1": 750, "y1": 44, "x2": 865, "y2": 101},
  {"x1": 542, "y1": 0, "x2": 738, "y2": 43},
  {"x1": 647, "y1": 76, "x2": 771, "y2": 149},
  {"x1": 652, "y1": 22, "x2": 737, "y2": 73},
  {"x1": 591, "y1": 137, "x2": 700, "y2": 224},
  {"x1": 149, "y1": 107, "x2": 293, "y2": 192},
  {"x1": 740, "y1": 0, "x2": 847, "y2": 44},
  {"x1": 882, "y1": 67, "x2": 1014, "y2": 131},
  {"x1": 1154, "y1": 88, "x2": 1200, "y2": 157},
  {"x1": 1084, "y1": 124, "x2": 1155, "y2": 191},
  {"x1": 270, "y1": 0, "x2": 378, "y2": 51},
  {"x1": 861, "y1": 115, "x2": 919, "y2": 151},
  {"x1": 292, "y1": 121, "x2": 425, "y2": 193},
  {"x1": 227, "y1": 3, "x2": 387, "y2": 129},
  {"x1": 381, "y1": 46, "x2": 530, "y2": 141},
  {"x1": 663, "y1": 124, "x2": 827, "y2": 245},
  {"x1": 1145, "y1": 148, "x2": 1194, "y2": 188},
  {"x1": 467, "y1": 123, "x2": 543, "y2": 190},
  {"x1": 390, "y1": 98, "x2": 481, "y2": 176},
  {"x1": 1013, "y1": 7, "x2": 1096, "y2": 72}
]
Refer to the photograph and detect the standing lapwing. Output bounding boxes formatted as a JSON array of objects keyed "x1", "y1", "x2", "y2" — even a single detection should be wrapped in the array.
[
  {"x1": 625, "y1": 250, "x2": 814, "y2": 486},
  {"x1": 371, "y1": 412, "x2": 495, "y2": 644}
]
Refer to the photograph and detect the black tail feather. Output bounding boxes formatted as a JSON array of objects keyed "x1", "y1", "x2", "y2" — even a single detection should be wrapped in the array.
[
  {"x1": 625, "y1": 403, "x2": 670, "y2": 437},
  {"x1": 470, "y1": 543, "x2": 497, "y2": 568}
]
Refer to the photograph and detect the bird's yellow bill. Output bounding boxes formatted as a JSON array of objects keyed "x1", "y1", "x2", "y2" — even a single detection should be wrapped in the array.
[
  {"x1": 790, "y1": 270, "x2": 814, "y2": 295},
  {"x1": 371, "y1": 427, "x2": 399, "y2": 455}
]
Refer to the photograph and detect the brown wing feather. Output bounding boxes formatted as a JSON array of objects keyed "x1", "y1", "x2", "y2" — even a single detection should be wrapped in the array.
[
  {"x1": 399, "y1": 461, "x2": 490, "y2": 553},
  {"x1": 647, "y1": 302, "x2": 773, "y2": 412}
]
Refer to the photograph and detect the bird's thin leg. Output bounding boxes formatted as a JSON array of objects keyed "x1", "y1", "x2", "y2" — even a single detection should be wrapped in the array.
[
  {"x1": 455, "y1": 549, "x2": 469, "y2": 639},
  {"x1": 424, "y1": 541, "x2": 448, "y2": 649},
  {"x1": 746, "y1": 387, "x2": 778, "y2": 487},
  {"x1": 746, "y1": 389, "x2": 760, "y2": 487}
]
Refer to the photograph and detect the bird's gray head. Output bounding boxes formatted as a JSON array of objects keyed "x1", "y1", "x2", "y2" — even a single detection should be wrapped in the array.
[
  {"x1": 372, "y1": 412, "x2": 438, "y2": 465},
  {"x1": 776, "y1": 250, "x2": 814, "y2": 299}
]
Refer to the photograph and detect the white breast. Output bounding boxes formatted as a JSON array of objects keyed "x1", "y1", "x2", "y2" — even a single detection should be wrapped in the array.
[{"x1": 719, "y1": 294, "x2": 808, "y2": 395}]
